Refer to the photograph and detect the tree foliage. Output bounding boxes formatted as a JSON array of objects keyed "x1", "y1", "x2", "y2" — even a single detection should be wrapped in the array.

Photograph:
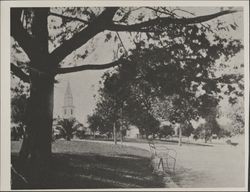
[
  {"x1": 54, "y1": 118, "x2": 83, "y2": 141},
  {"x1": 11, "y1": 94, "x2": 28, "y2": 124},
  {"x1": 91, "y1": 21, "x2": 243, "y2": 138},
  {"x1": 159, "y1": 125, "x2": 175, "y2": 138}
]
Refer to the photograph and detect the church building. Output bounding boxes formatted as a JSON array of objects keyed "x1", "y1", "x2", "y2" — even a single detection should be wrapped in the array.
[{"x1": 62, "y1": 82, "x2": 75, "y2": 119}]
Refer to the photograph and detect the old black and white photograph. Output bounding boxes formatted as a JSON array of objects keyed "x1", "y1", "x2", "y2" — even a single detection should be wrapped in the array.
[{"x1": 0, "y1": 1, "x2": 249, "y2": 191}]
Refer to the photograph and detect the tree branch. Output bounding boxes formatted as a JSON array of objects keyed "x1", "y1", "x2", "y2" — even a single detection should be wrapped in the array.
[
  {"x1": 50, "y1": 7, "x2": 119, "y2": 65},
  {"x1": 49, "y1": 12, "x2": 89, "y2": 24},
  {"x1": 192, "y1": 73, "x2": 243, "y2": 84},
  {"x1": 11, "y1": 63, "x2": 30, "y2": 83},
  {"x1": 108, "y1": 10, "x2": 238, "y2": 32},
  {"x1": 116, "y1": 32, "x2": 128, "y2": 55},
  {"x1": 170, "y1": 8, "x2": 196, "y2": 16},
  {"x1": 56, "y1": 58, "x2": 126, "y2": 74},
  {"x1": 11, "y1": 9, "x2": 39, "y2": 60},
  {"x1": 145, "y1": 7, "x2": 175, "y2": 17}
]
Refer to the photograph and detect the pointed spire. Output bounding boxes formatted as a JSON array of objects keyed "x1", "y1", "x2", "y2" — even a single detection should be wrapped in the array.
[
  {"x1": 62, "y1": 81, "x2": 75, "y2": 118},
  {"x1": 64, "y1": 81, "x2": 74, "y2": 107},
  {"x1": 65, "y1": 81, "x2": 73, "y2": 98}
]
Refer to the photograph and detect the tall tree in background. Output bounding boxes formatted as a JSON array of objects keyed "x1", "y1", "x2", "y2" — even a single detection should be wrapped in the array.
[
  {"x1": 87, "y1": 113, "x2": 104, "y2": 138},
  {"x1": 11, "y1": 7, "x2": 242, "y2": 186}
]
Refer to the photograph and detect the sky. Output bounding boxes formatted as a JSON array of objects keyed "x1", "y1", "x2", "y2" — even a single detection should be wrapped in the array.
[
  {"x1": 11, "y1": 7, "x2": 244, "y2": 125},
  {"x1": 53, "y1": 32, "x2": 119, "y2": 123}
]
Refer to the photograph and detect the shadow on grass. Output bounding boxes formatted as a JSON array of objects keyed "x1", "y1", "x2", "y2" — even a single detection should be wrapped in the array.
[{"x1": 11, "y1": 152, "x2": 164, "y2": 189}]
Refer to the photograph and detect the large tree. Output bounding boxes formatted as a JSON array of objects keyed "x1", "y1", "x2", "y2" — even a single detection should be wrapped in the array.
[
  {"x1": 11, "y1": 7, "x2": 241, "y2": 187},
  {"x1": 93, "y1": 21, "x2": 243, "y2": 143}
]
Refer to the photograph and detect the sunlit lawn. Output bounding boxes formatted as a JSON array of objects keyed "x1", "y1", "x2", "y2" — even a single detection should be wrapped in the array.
[
  {"x1": 11, "y1": 140, "x2": 165, "y2": 189},
  {"x1": 11, "y1": 136, "x2": 245, "y2": 189}
]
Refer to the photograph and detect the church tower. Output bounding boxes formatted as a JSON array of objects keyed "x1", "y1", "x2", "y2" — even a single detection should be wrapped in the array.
[{"x1": 62, "y1": 81, "x2": 75, "y2": 119}]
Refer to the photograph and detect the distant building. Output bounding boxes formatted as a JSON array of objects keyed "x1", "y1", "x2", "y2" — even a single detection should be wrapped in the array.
[
  {"x1": 62, "y1": 82, "x2": 75, "y2": 119},
  {"x1": 126, "y1": 125, "x2": 140, "y2": 138}
]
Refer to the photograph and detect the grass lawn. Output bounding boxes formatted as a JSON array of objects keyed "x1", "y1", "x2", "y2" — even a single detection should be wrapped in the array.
[
  {"x1": 11, "y1": 140, "x2": 165, "y2": 189},
  {"x1": 121, "y1": 139, "x2": 246, "y2": 188}
]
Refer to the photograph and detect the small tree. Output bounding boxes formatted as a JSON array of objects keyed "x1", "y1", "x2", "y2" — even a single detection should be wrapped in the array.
[
  {"x1": 182, "y1": 121, "x2": 194, "y2": 137},
  {"x1": 193, "y1": 124, "x2": 206, "y2": 140},
  {"x1": 87, "y1": 113, "x2": 103, "y2": 138},
  {"x1": 55, "y1": 118, "x2": 83, "y2": 141},
  {"x1": 159, "y1": 125, "x2": 175, "y2": 139},
  {"x1": 74, "y1": 128, "x2": 86, "y2": 140},
  {"x1": 11, "y1": 90, "x2": 28, "y2": 140}
]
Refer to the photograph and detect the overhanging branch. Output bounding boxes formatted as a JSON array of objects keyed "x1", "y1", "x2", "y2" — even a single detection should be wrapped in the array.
[
  {"x1": 11, "y1": 63, "x2": 30, "y2": 83},
  {"x1": 108, "y1": 9, "x2": 238, "y2": 32},
  {"x1": 50, "y1": 7, "x2": 119, "y2": 65},
  {"x1": 11, "y1": 9, "x2": 39, "y2": 61},
  {"x1": 49, "y1": 12, "x2": 90, "y2": 24},
  {"x1": 192, "y1": 73, "x2": 243, "y2": 84},
  {"x1": 56, "y1": 58, "x2": 126, "y2": 74},
  {"x1": 145, "y1": 7, "x2": 175, "y2": 16}
]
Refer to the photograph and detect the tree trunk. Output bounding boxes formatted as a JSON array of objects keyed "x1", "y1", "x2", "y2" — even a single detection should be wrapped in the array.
[
  {"x1": 204, "y1": 129, "x2": 207, "y2": 143},
  {"x1": 178, "y1": 126, "x2": 182, "y2": 146},
  {"x1": 15, "y1": 8, "x2": 54, "y2": 188},
  {"x1": 19, "y1": 70, "x2": 54, "y2": 187},
  {"x1": 66, "y1": 135, "x2": 71, "y2": 141},
  {"x1": 120, "y1": 130, "x2": 123, "y2": 144},
  {"x1": 113, "y1": 122, "x2": 117, "y2": 144},
  {"x1": 18, "y1": 8, "x2": 55, "y2": 188}
]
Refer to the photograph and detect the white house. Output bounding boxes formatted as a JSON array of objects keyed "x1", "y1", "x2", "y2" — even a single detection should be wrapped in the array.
[{"x1": 126, "y1": 125, "x2": 140, "y2": 138}]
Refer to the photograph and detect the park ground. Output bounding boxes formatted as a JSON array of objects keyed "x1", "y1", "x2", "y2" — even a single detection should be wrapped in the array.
[{"x1": 11, "y1": 136, "x2": 245, "y2": 189}]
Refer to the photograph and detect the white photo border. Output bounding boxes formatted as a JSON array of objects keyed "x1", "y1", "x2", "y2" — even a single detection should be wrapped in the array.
[{"x1": 1, "y1": 1, "x2": 249, "y2": 191}]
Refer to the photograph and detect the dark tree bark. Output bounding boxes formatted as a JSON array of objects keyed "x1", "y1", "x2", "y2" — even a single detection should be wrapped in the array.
[
  {"x1": 14, "y1": 8, "x2": 55, "y2": 187},
  {"x1": 11, "y1": 63, "x2": 30, "y2": 83},
  {"x1": 27, "y1": 71, "x2": 54, "y2": 186},
  {"x1": 18, "y1": 68, "x2": 55, "y2": 188}
]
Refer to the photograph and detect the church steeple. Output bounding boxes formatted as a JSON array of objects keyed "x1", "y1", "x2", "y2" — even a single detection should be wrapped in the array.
[{"x1": 62, "y1": 81, "x2": 75, "y2": 118}]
